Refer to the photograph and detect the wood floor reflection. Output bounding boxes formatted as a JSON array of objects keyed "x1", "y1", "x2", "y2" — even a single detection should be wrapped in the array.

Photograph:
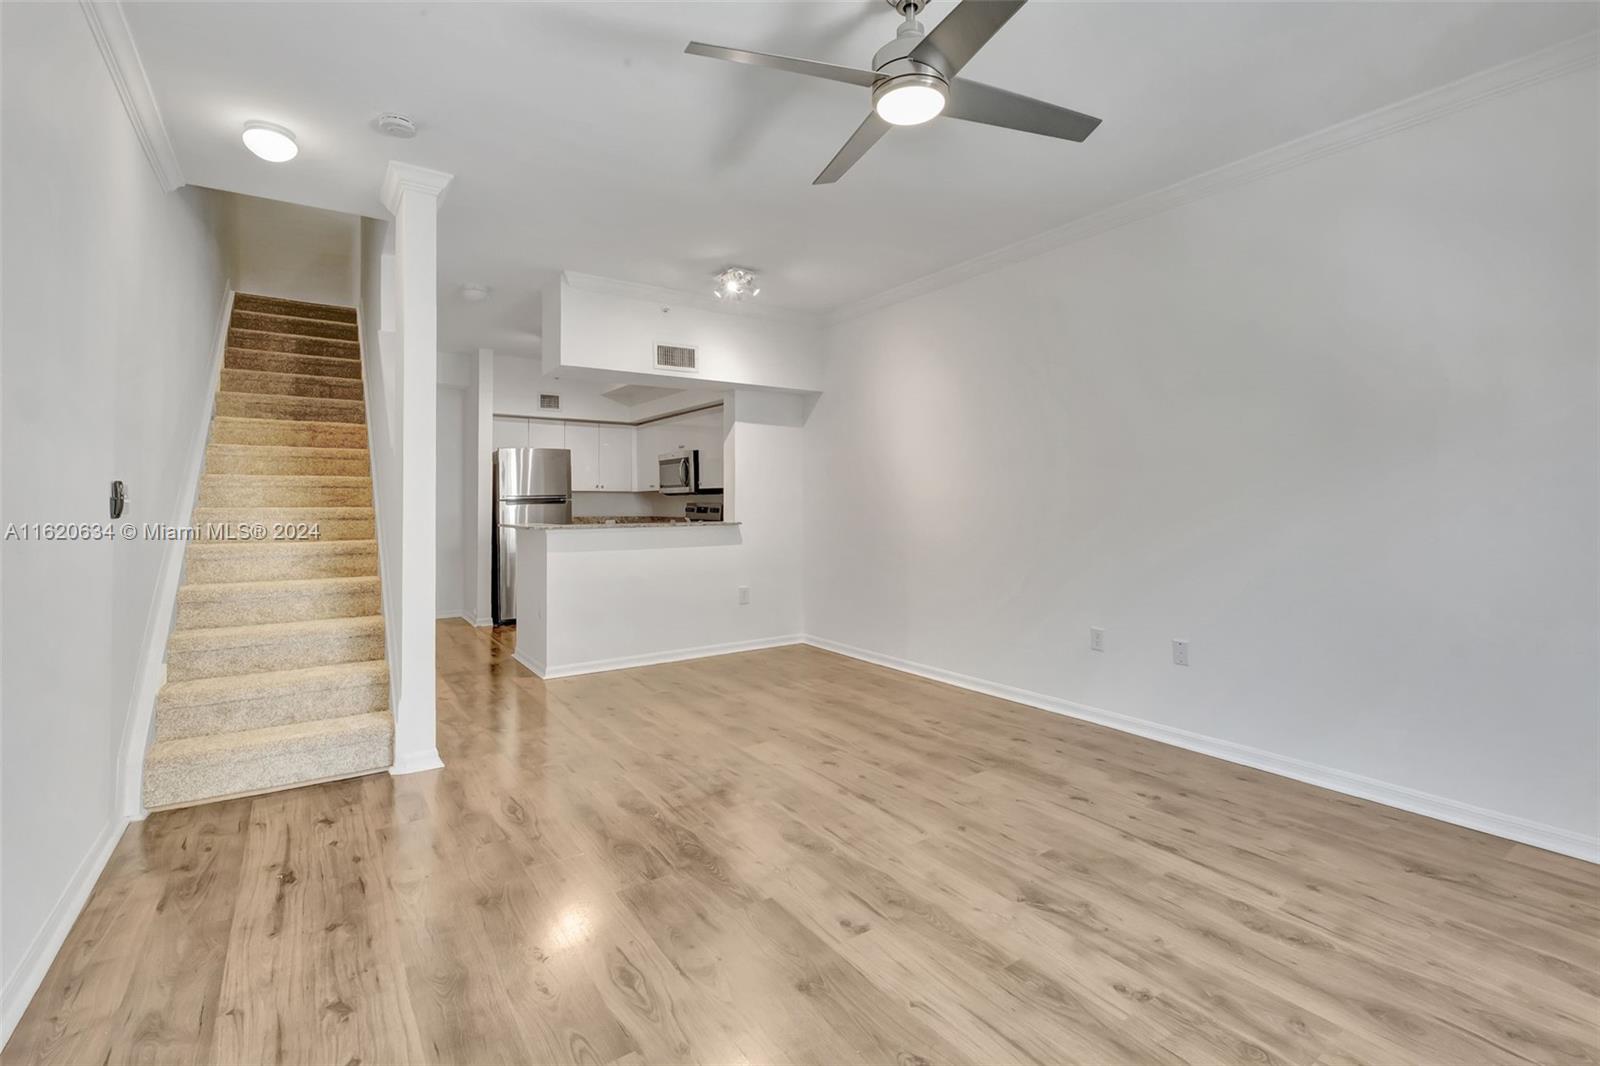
[{"x1": 6, "y1": 619, "x2": 1598, "y2": 1064}]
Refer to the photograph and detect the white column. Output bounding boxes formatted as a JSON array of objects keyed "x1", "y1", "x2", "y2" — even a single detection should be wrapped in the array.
[
  {"x1": 471, "y1": 348, "x2": 494, "y2": 625},
  {"x1": 381, "y1": 161, "x2": 453, "y2": 775}
]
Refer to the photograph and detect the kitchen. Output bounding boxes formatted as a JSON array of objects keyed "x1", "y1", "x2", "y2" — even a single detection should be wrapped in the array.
[{"x1": 436, "y1": 275, "x2": 814, "y2": 680}]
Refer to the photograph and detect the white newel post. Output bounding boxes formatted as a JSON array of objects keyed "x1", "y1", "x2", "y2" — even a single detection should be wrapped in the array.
[{"x1": 381, "y1": 161, "x2": 453, "y2": 775}]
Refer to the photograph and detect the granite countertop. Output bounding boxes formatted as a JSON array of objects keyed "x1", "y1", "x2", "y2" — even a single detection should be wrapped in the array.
[{"x1": 508, "y1": 517, "x2": 740, "y2": 530}]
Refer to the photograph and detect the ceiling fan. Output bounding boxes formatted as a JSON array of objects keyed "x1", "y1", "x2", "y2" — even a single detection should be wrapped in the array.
[{"x1": 685, "y1": 0, "x2": 1101, "y2": 184}]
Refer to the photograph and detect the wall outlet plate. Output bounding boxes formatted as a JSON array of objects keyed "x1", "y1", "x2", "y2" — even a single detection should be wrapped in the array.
[
  {"x1": 1172, "y1": 639, "x2": 1190, "y2": 667},
  {"x1": 1089, "y1": 626, "x2": 1105, "y2": 652},
  {"x1": 738, "y1": 586, "x2": 751, "y2": 605}
]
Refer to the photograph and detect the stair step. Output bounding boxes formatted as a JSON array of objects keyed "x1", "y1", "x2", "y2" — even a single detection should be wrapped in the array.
[
  {"x1": 204, "y1": 443, "x2": 370, "y2": 477},
  {"x1": 158, "y1": 646, "x2": 387, "y2": 723},
  {"x1": 189, "y1": 506, "x2": 375, "y2": 541},
  {"x1": 216, "y1": 392, "x2": 365, "y2": 424},
  {"x1": 143, "y1": 711, "x2": 392, "y2": 810},
  {"x1": 184, "y1": 539, "x2": 379, "y2": 583},
  {"x1": 197, "y1": 473, "x2": 373, "y2": 508},
  {"x1": 164, "y1": 627, "x2": 387, "y2": 696},
  {"x1": 233, "y1": 293, "x2": 357, "y2": 324},
  {"x1": 226, "y1": 328, "x2": 360, "y2": 359},
  {"x1": 220, "y1": 368, "x2": 364, "y2": 401},
  {"x1": 210, "y1": 416, "x2": 368, "y2": 449},
  {"x1": 176, "y1": 575, "x2": 380, "y2": 629},
  {"x1": 224, "y1": 347, "x2": 362, "y2": 380},
  {"x1": 230, "y1": 309, "x2": 358, "y2": 342}
]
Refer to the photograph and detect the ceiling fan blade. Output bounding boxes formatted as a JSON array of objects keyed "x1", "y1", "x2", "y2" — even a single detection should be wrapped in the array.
[
  {"x1": 911, "y1": 0, "x2": 1026, "y2": 77},
  {"x1": 945, "y1": 78, "x2": 1101, "y2": 141},
  {"x1": 813, "y1": 113, "x2": 892, "y2": 184},
  {"x1": 685, "y1": 42, "x2": 879, "y2": 88}
]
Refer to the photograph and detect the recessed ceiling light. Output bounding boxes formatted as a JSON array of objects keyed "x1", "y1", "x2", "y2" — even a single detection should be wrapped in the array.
[
  {"x1": 872, "y1": 74, "x2": 947, "y2": 126},
  {"x1": 375, "y1": 113, "x2": 418, "y2": 138},
  {"x1": 242, "y1": 121, "x2": 298, "y2": 162},
  {"x1": 460, "y1": 284, "x2": 491, "y2": 303},
  {"x1": 713, "y1": 267, "x2": 760, "y2": 301}
]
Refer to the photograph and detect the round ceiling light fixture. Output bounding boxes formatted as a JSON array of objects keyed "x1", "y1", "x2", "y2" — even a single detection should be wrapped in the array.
[
  {"x1": 460, "y1": 283, "x2": 492, "y2": 303},
  {"x1": 241, "y1": 121, "x2": 298, "y2": 162},
  {"x1": 712, "y1": 267, "x2": 761, "y2": 301},
  {"x1": 872, "y1": 73, "x2": 947, "y2": 126},
  {"x1": 375, "y1": 112, "x2": 418, "y2": 138}
]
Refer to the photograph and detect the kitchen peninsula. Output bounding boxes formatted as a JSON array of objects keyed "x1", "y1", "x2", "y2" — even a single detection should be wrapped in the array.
[{"x1": 511, "y1": 518, "x2": 757, "y2": 679}]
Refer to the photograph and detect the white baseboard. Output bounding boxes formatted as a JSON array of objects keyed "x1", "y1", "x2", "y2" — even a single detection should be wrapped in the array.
[
  {"x1": 390, "y1": 748, "x2": 444, "y2": 775},
  {"x1": 802, "y1": 635, "x2": 1600, "y2": 864},
  {"x1": 519, "y1": 634, "x2": 805, "y2": 680},
  {"x1": 473, "y1": 615, "x2": 492, "y2": 628},
  {"x1": 1, "y1": 816, "x2": 127, "y2": 1045}
]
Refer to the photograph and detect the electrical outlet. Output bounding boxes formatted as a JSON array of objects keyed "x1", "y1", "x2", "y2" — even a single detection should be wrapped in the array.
[
  {"x1": 738, "y1": 586, "x2": 751, "y2": 605},
  {"x1": 1089, "y1": 626, "x2": 1105, "y2": 652},
  {"x1": 1172, "y1": 639, "x2": 1189, "y2": 667}
]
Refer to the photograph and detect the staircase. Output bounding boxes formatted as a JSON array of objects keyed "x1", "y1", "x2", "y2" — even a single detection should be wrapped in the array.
[{"x1": 142, "y1": 293, "x2": 393, "y2": 810}]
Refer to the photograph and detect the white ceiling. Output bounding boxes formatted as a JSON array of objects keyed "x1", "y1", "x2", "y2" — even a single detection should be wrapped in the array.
[{"x1": 126, "y1": 1, "x2": 1597, "y2": 356}]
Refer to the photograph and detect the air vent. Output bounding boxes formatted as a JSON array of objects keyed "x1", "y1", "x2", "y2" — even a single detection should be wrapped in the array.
[
  {"x1": 655, "y1": 343, "x2": 698, "y2": 372},
  {"x1": 539, "y1": 393, "x2": 560, "y2": 410}
]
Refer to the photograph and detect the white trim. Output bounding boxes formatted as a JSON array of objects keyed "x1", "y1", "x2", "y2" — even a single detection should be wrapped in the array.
[
  {"x1": 826, "y1": 32, "x2": 1600, "y2": 324},
  {"x1": 0, "y1": 816, "x2": 127, "y2": 1044},
  {"x1": 563, "y1": 271, "x2": 818, "y2": 326},
  {"x1": 472, "y1": 615, "x2": 493, "y2": 628},
  {"x1": 379, "y1": 161, "x2": 454, "y2": 215},
  {"x1": 390, "y1": 748, "x2": 444, "y2": 776},
  {"x1": 803, "y1": 636, "x2": 1600, "y2": 863},
  {"x1": 78, "y1": 1, "x2": 183, "y2": 192},
  {"x1": 117, "y1": 288, "x2": 234, "y2": 820},
  {"x1": 516, "y1": 634, "x2": 804, "y2": 680}
]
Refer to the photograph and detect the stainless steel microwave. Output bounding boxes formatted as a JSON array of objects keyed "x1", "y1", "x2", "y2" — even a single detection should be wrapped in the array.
[{"x1": 658, "y1": 449, "x2": 700, "y2": 495}]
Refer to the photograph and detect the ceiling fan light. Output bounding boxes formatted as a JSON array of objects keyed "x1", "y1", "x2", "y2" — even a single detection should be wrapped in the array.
[
  {"x1": 873, "y1": 75, "x2": 946, "y2": 126},
  {"x1": 241, "y1": 121, "x2": 298, "y2": 162}
]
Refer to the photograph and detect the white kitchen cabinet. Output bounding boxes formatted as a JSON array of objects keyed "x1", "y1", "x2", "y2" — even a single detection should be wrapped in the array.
[
  {"x1": 526, "y1": 420, "x2": 565, "y2": 451},
  {"x1": 634, "y1": 423, "x2": 661, "y2": 491},
  {"x1": 597, "y1": 425, "x2": 633, "y2": 492},
  {"x1": 696, "y1": 421, "x2": 725, "y2": 490},
  {"x1": 564, "y1": 423, "x2": 600, "y2": 490},
  {"x1": 492, "y1": 416, "x2": 528, "y2": 450}
]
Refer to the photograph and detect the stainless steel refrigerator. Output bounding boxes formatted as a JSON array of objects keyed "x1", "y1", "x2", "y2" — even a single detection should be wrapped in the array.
[{"x1": 492, "y1": 447, "x2": 571, "y2": 625}]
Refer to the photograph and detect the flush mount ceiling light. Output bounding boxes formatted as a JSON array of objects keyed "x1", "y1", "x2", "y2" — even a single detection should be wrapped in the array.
[
  {"x1": 241, "y1": 121, "x2": 298, "y2": 162},
  {"x1": 713, "y1": 267, "x2": 760, "y2": 301},
  {"x1": 460, "y1": 283, "x2": 491, "y2": 303}
]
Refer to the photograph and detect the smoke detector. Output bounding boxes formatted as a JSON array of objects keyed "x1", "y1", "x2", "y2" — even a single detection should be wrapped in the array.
[
  {"x1": 460, "y1": 284, "x2": 491, "y2": 303},
  {"x1": 375, "y1": 113, "x2": 418, "y2": 138}
]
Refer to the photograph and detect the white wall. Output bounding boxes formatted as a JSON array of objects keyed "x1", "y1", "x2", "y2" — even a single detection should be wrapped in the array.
[
  {"x1": 436, "y1": 386, "x2": 466, "y2": 617},
  {"x1": 494, "y1": 351, "x2": 725, "y2": 422},
  {"x1": 545, "y1": 274, "x2": 823, "y2": 393},
  {"x1": 1, "y1": 2, "x2": 231, "y2": 1035},
  {"x1": 806, "y1": 67, "x2": 1599, "y2": 853},
  {"x1": 227, "y1": 192, "x2": 358, "y2": 306}
]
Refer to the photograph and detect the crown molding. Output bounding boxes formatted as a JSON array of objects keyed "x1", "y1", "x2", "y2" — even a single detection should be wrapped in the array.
[
  {"x1": 826, "y1": 31, "x2": 1599, "y2": 326},
  {"x1": 562, "y1": 271, "x2": 821, "y2": 327},
  {"x1": 380, "y1": 161, "x2": 455, "y2": 214},
  {"x1": 79, "y1": 1, "x2": 183, "y2": 192}
]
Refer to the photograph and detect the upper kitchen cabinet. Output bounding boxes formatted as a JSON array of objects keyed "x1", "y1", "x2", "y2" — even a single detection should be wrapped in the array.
[
  {"x1": 527, "y1": 420, "x2": 565, "y2": 451},
  {"x1": 598, "y1": 425, "x2": 633, "y2": 492},
  {"x1": 634, "y1": 423, "x2": 661, "y2": 491},
  {"x1": 492, "y1": 416, "x2": 528, "y2": 450},
  {"x1": 565, "y1": 423, "x2": 635, "y2": 491},
  {"x1": 565, "y1": 423, "x2": 599, "y2": 490}
]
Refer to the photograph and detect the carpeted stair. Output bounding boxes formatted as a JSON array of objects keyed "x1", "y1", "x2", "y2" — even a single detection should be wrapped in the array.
[{"x1": 142, "y1": 293, "x2": 393, "y2": 810}]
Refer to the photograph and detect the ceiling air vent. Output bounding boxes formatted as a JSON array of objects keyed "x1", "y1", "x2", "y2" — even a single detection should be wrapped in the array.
[
  {"x1": 539, "y1": 393, "x2": 560, "y2": 410},
  {"x1": 655, "y1": 343, "x2": 698, "y2": 373}
]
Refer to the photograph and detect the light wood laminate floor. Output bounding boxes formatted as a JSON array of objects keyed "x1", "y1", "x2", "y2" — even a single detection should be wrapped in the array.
[{"x1": 7, "y1": 620, "x2": 1598, "y2": 1065}]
